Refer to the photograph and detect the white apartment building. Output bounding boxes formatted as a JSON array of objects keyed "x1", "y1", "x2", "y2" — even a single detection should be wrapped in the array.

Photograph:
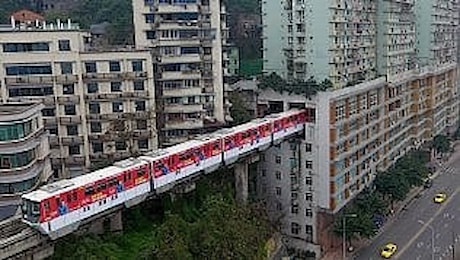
[
  {"x1": 262, "y1": 0, "x2": 378, "y2": 88},
  {"x1": 0, "y1": 103, "x2": 52, "y2": 219},
  {"x1": 132, "y1": 0, "x2": 228, "y2": 146},
  {"x1": 0, "y1": 20, "x2": 157, "y2": 179}
]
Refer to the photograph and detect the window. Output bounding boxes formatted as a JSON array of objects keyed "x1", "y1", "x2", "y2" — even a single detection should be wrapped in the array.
[
  {"x1": 275, "y1": 171, "x2": 281, "y2": 180},
  {"x1": 132, "y1": 61, "x2": 143, "y2": 72},
  {"x1": 69, "y1": 145, "x2": 80, "y2": 155},
  {"x1": 92, "y1": 142, "x2": 103, "y2": 153},
  {"x1": 0, "y1": 149, "x2": 36, "y2": 169},
  {"x1": 62, "y1": 84, "x2": 74, "y2": 95},
  {"x1": 291, "y1": 222, "x2": 300, "y2": 235},
  {"x1": 137, "y1": 120, "x2": 147, "y2": 130},
  {"x1": 306, "y1": 160, "x2": 313, "y2": 169},
  {"x1": 306, "y1": 208, "x2": 313, "y2": 217},
  {"x1": 305, "y1": 193, "x2": 313, "y2": 201},
  {"x1": 3, "y1": 42, "x2": 49, "y2": 52},
  {"x1": 87, "y1": 83, "x2": 98, "y2": 93},
  {"x1": 115, "y1": 141, "x2": 126, "y2": 151},
  {"x1": 134, "y1": 81, "x2": 145, "y2": 91},
  {"x1": 305, "y1": 143, "x2": 312, "y2": 152},
  {"x1": 275, "y1": 187, "x2": 281, "y2": 196},
  {"x1": 291, "y1": 192, "x2": 298, "y2": 200},
  {"x1": 6, "y1": 64, "x2": 52, "y2": 75},
  {"x1": 64, "y1": 105, "x2": 76, "y2": 115},
  {"x1": 261, "y1": 169, "x2": 266, "y2": 177},
  {"x1": 138, "y1": 139, "x2": 148, "y2": 149},
  {"x1": 306, "y1": 176, "x2": 312, "y2": 185},
  {"x1": 66, "y1": 125, "x2": 78, "y2": 135},
  {"x1": 146, "y1": 31, "x2": 156, "y2": 39},
  {"x1": 85, "y1": 62, "x2": 97, "y2": 73},
  {"x1": 60, "y1": 62, "x2": 73, "y2": 74},
  {"x1": 135, "y1": 101, "x2": 146, "y2": 111},
  {"x1": 276, "y1": 202, "x2": 282, "y2": 211},
  {"x1": 58, "y1": 40, "x2": 71, "y2": 51},
  {"x1": 275, "y1": 156, "x2": 281, "y2": 164},
  {"x1": 89, "y1": 103, "x2": 100, "y2": 114},
  {"x1": 111, "y1": 82, "x2": 122, "y2": 92},
  {"x1": 305, "y1": 225, "x2": 313, "y2": 242},
  {"x1": 145, "y1": 14, "x2": 155, "y2": 23},
  {"x1": 291, "y1": 205, "x2": 299, "y2": 214},
  {"x1": 42, "y1": 108, "x2": 55, "y2": 117},
  {"x1": 90, "y1": 122, "x2": 102, "y2": 133},
  {"x1": 112, "y1": 102, "x2": 123, "y2": 112},
  {"x1": 109, "y1": 61, "x2": 121, "y2": 72},
  {"x1": 48, "y1": 126, "x2": 58, "y2": 135}
]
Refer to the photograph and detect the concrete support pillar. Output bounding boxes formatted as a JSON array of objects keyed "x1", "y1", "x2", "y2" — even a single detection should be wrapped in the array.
[
  {"x1": 234, "y1": 161, "x2": 249, "y2": 204},
  {"x1": 109, "y1": 211, "x2": 123, "y2": 233}
]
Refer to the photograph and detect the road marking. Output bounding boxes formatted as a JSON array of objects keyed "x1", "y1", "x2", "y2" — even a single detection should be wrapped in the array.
[{"x1": 394, "y1": 186, "x2": 460, "y2": 259}]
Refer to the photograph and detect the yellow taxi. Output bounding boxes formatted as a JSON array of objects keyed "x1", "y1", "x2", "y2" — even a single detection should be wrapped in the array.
[
  {"x1": 380, "y1": 243, "x2": 397, "y2": 258},
  {"x1": 434, "y1": 193, "x2": 447, "y2": 203}
]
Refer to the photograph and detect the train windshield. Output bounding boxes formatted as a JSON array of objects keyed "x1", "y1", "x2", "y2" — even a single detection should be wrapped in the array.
[{"x1": 22, "y1": 199, "x2": 40, "y2": 224}]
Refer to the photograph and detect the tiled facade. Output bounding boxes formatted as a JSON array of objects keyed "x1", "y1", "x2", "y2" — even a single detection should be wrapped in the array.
[
  {"x1": 0, "y1": 22, "x2": 157, "y2": 179},
  {"x1": 317, "y1": 65, "x2": 458, "y2": 213},
  {"x1": 0, "y1": 103, "x2": 52, "y2": 207},
  {"x1": 132, "y1": 0, "x2": 228, "y2": 146}
]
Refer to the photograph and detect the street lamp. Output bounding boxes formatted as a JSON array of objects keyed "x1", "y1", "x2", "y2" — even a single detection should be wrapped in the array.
[
  {"x1": 343, "y1": 214, "x2": 358, "y2": 260},
  {"x1": 418, "y1": 220, "x2": 435, "y2": 260}
]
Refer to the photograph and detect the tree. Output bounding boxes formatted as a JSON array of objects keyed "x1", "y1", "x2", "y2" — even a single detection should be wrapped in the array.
[
  {"x1": 0, "y1": 0, "x2": 36, "y2": 24},
  {"x1": 333, "y1": 210, "x2": 377, "y2": 241},
  {"x1": 374, "y1": 170, "x2": 410, "y2": 202},
  {"x1": 432, "y1": 134, "x2": 450, "y2": 154},
  {"x1": 229, "y1": 92, "x2": 252, "y2": 125}
]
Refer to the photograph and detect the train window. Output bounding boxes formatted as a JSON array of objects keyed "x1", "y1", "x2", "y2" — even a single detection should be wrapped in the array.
[
  {"x1": 137, "y1": 167, "x2": 144, "y2": 177},
  {"x1": 84, "y1": 186, "x2": 94, "y2": 196},
  {"x1": 43, "y1": 201, "x2": 50, "y2": 210},
  {"x1": 213, "y1": 142, "x2": 220, "y2": 150},
  {"x1": 72, "y1": 192, "x2": 77, "y2": 201},
  {"x1": 109, "y1": 178, "x2": 117, "y2": 187},
  {"x1": 98, "y1": 183, "x2": 107, "y2": 191},
  {"x1": 123, "y1": 174, "x2": 128, "y2": 182},
  {"x1": 55, "y1": 198, "x2": 61, "y2": 207},
  {"x1": 66, "y1": 194, "x2": 72, "y2": 202}
]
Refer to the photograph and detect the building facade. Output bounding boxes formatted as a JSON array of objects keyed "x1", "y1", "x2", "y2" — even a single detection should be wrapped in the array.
[
  {"x1": 0, "y1": 103, "x2": 52, "y2": 218},
  {"x1": 0, "y1": 20, "x2": 157, "y2": 179},
  {"x1": 262, "y1": 0, "x2": 378, "y2": 88},
  {"x1": 132, "y1": 0, "x2": 228, "y2": 146}
]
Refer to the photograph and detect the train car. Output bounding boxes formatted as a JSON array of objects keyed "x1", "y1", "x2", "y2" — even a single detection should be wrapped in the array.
[
  {"x1": 193, "y1": 134, "x2": 223, "y2": 173},
  {"x1": 140, "y1": 138, "x2": 222, "y2": 193},
  {"x1": 219, "y1": 118, "x2": 274, "y2": 165},
  {"x1": 271, "y1": 109, "x2": 307, "y2": 142},
  {"x1": 21, "y1": 158, "x2": 150, "y2": 240}
]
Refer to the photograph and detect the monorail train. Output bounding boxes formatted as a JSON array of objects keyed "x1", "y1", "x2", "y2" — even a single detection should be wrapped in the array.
[{"x1": 21, "y1": 109, "x2": 312, "y2": 239}]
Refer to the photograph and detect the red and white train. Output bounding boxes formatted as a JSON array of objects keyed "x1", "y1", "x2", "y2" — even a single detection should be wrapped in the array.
[{"x1": 21, "y1": 109, "x2": 313, "y2": 239}]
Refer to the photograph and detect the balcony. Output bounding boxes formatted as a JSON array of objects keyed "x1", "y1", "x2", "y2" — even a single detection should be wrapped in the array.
[
  {"x1": 161, "y1": 70, "x2": 201, "y2": 80},
  {"x1": 164, "y1": 103, "x2": 204, "y2": 113},
  {"x1": 64, "y1": 155, "x2": 85, "y2": 165},
  {"x1": 60, "y1": 136, "x2": 84, "y2": 146},
  {"x1": 164, "y1": 119, "x2": 204, "y2": 130},
  {"x1": 83, "y1": 72, "x2": 124, "y2": 82},
  {"x1": 162, "y1": 86, "x2": 202, "y2": 97},
  {"x1": 58, "y1": 115, "x2": 82, "y2": 125},
  {"x1": 55, "y1": 74, "x2": 79, "y2": 84},
  {"x1": 160, "y1": 54, "x2": 201, "y2": 64},
  {"x1": 123, "y1": 71, "x2": 148, "y2": 80},
  {"x1": 157, "y1": 3, "x2": 199, "y2": 13},
  {"x1": 57, "y1": 96, "x2": 80, "y2": 104},
  {"x1": 5, "y1": 75, "x2": 54, "y2": 85}
]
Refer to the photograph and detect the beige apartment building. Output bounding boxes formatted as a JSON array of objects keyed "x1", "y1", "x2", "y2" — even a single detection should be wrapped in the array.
[
  {"x1": 0, "y1": 103, "x2": 52, "y2": 219},
  {"x1": 0, "y1": 20, "x2": 157, "y2": 179},
  {"x1": 132, "y1": 0, "x2": 228, "y2": 146}
]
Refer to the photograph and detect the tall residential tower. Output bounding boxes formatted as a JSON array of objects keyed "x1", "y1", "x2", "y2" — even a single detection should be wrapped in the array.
[{"x1": 132, "y1": 0, "x2": 228, "y2": 146}]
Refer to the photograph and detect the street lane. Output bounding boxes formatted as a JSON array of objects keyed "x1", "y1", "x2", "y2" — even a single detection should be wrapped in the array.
[{"x1": 354, "y1": 156, "x2": 460, "y2": 260}]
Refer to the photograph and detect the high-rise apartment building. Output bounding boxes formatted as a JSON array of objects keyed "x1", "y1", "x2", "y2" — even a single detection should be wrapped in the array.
[
  {"x1": 376, "y1": 0, "x2": 417, "y2": 77},
  {"x1": 0, "y1": 19, "x2": 157, "y2": 179},
  {"x1": 0, "y1": 103, "x2": 52, "y2": 219},
  {"x1": 415, "y1": 0, "x2": 459, "y2": 66},
  {"x1": 262, "y1": 0, "x2": 378, "y2": 88},
  {"x1": 132, "y1": 0, "x2": 228, "y2": 146}
]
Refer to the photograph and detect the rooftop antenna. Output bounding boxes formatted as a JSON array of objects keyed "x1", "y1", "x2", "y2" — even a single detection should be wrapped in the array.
[
  {"x1": 10, "y1": 16, "x2": 15, "y2": 29},
  {"x1": 67, "y1": 18, "x2": 71, "y2": 29}
]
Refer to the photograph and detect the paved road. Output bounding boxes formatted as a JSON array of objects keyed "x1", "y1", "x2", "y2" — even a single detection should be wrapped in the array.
[{"x1": 354, "y1": 156, "x2": 460, "y2": 260}]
